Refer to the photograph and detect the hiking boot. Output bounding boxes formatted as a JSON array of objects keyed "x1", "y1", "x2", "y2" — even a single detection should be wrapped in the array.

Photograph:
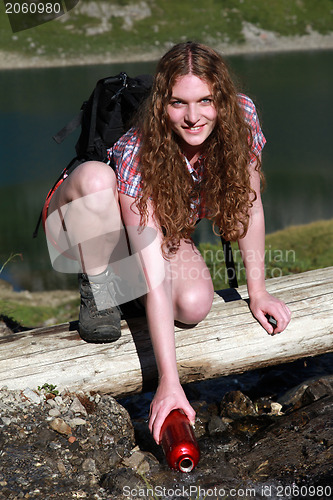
[{"x1": 78, "y1": 269, "x2": 122, "y2": 343}]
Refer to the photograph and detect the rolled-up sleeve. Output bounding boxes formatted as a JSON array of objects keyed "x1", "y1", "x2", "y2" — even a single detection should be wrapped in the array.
[
  {"x1": 108, "y1": 128, "x2": 142, "y2": 198},
  {"x1": 238, "y1": 93, "x2": 266, "y2": 164}
]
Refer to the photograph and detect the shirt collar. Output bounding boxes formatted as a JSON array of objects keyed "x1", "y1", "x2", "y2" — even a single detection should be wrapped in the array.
[{"x1": 183, "y1": 154, "x2": 205, "y2": 181}]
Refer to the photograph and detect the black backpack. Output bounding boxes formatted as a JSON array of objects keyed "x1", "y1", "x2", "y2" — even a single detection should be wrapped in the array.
[
  {"x1": 55, "y1": 71, "x2": 153, "y2": 164},
  {"x1": 33, "y1": 71, "x2": 153, "y2": 238}
]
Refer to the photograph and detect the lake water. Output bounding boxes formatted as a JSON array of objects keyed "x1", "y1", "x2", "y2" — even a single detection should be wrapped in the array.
[{"x1": 0, "y1": 50, "x2": 332, "y2": 291}]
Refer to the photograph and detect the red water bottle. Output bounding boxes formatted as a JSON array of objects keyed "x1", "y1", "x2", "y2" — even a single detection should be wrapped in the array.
[{"x1": 160, "y1": 409, "x2": 200, "y2": 472}]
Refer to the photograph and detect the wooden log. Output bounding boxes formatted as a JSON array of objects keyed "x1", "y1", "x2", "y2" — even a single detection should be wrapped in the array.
[{"x1": 0, "y1": 267, "x2": 332, "y2": 397}]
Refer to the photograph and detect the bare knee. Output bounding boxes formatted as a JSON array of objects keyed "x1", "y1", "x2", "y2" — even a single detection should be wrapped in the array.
[
  {"x1": 75, "y1": 161, "x2": 117, "y2": 195},
  {"x1": 70, "y1": 161, "x2": 118, "y2": 214},
  {"x1": 175, "y1": 283, "x2": 214, "y2": 325}
]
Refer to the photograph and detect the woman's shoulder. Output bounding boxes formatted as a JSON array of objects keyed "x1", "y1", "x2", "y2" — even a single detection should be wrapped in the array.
[
  {"x1": 237, "y1": 93, "x2": 262, "y2": 128},
  {"x1": 237, "y1": 93, "x2": 258, "y2": 115}
]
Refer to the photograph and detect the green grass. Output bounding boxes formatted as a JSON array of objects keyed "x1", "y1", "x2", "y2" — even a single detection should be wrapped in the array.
[
  {"x1": 0, "y1": 297, "x2": 79, "y2": 330},
  {"x1": 0, "y1": 0, "x2": 332, "y2": 62},
  {"x1": 199, "y1": 218, "x2": 333, "y2": 290}
]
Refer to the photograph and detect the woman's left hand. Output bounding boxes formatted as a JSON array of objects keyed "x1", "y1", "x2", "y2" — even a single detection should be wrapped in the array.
[{"x1": 249, "y1": 289, "x2": 291, "y2": 334}]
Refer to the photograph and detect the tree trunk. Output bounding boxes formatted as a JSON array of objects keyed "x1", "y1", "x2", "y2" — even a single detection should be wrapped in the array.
[{"x1": 0, "y1": 267, "x2": 332, "y2": 396}]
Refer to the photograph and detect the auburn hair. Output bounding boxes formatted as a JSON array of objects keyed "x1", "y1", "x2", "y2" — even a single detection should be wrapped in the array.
[{"x1": 136, "y1": 41, "x2": 264, "y2": 255}]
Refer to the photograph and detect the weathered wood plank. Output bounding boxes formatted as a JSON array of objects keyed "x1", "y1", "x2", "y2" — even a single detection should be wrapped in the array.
[{"x1": 0, "y1": 267, "x2": 332, "y2": 396}]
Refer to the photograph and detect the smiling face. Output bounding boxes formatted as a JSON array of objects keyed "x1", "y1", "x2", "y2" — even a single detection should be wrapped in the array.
[{"x1": 167, "y1": 74, "x2": 217, "y2": 162}]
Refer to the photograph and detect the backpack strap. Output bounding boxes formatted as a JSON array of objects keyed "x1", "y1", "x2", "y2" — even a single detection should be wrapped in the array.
[
  {"x1": 52, "y1": 109, "x2": 83, "y2": 145},
  {"x1": 86, "y1": 79, "x2": 104, "y2": 157},
  {"x1": 32, "y1": 157, "x2": 83, "y2": 238},
  {"x1": 221, "y1": 236, "x2": 238, "y2": 288}
]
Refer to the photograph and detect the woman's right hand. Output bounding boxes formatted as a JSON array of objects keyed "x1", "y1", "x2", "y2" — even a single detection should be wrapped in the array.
[{"x1": 148, "y1": 375, "x2": 196, "y2": 444}]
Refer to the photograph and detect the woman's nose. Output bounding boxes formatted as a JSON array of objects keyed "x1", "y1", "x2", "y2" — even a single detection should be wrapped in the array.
[{"x1": 185, "y1": 104, "x2": 199, "y2": 124}]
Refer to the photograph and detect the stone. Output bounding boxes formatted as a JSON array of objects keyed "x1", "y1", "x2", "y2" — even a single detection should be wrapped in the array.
[
  {"x1": 208, "y1": 415, "x2": 230, "y2": 436},
  {"x1": 46, "y1": 398, "x2": 57, "y2": 408},
  {"x1": 69, "y1": 396, "x2": 88, "y2": 416},
  {"x1": 122, "y1": 447, "x2": 146, "y2": 470},
  {"x1": 49, "y1": 418, "x2": 72, "y2": 436},
  {"x1": 48, "y1": 408, "x2": 61, "y2": 417},
  {"x1": 69, "y1": 418, "x2": 87, "y2": 427},
  {"x1": 54, "y1": 396, "x2": 63, "y2": 406},
  {"x1": 279, "y1": 376, "x2": 333, "y2": 412},
  {"x1": 220, "y1": 390, "x2": 258, "y2": 419},
  {"x1": 57, "y1": 459, "x2": 66, "y2": 474},
  {"x1": 100, "y1": 467, "x2": 146, "y2": 496},
  {"x1": 82, "y1": 458, "x2": 97, "y2": 474},
  {"x1": 192, "y1": 400, "x2": 219, "y2": 438},
  {"x1": 22, "y1": 388, "x2": 41, "y2": 405},
  {"x1": 270, "y1": 402, "x2": 283, "y2": 415}
]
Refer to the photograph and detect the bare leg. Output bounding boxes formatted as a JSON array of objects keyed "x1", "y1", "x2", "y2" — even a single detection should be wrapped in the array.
[
  {"x1": 169, "y1": 239, "x2": 214, "y2": 325},
  {"x1": 46, "y1": 161, "x2": 121, "y2": 276},
  {"x1": 46, "y1": 161, "x2": 127, "y2": 343}
]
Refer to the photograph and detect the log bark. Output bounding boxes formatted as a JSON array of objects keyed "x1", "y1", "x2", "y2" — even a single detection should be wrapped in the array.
[{"x1": 0, "y1": 267, "x2": 332, "y2": 397}]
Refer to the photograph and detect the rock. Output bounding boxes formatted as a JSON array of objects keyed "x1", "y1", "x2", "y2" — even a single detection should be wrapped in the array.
[
  {"x1": 0, "y1": 319, "x2": 13, "y2": 335},
  {"x1": 49, "y1": 417, "x2": 72, "y2": 436},
  {"x1": 33, "y1": 428, "x2": 55, "y2": 449},
  {"x1": 279, "y1": 376, "x2": 333, "y2": 412},
  {"x1": 96, "y1": 394, "x2": 135, "y2": 449},
  {"x1": 220, "y1": 390, "x2": 258, "y2": 419},
  {"x1": 270, "y1": 402, "x2": 283, "y2": 416},
  {"x1": 303, "y1": 377, "x2": 333, "y2": 403},
  {"x1": 57, "y1": 459, "x2": 66, "y2": 474},
  {"x1": 82, "y1": 458, "x2": 97, "y2": 474},
  {"x1": 100, "y1": 467, "x2": 146, "y2": 497},
  {"x1": 0, "y1": 370, "x2": 332, "y2": 499},
  {"x1": 69, "y1": 417, "x2": 87, "y2": 427},
  {"x1": 101, "y1": 431, "x2": 115, "y2": 447},
  {"x1": 22, "y1": 387, "x2": 41, "y2": 405},
  {"x1": 69, "y1": 396, "x2": 88, "y2": 416},
  {"x1": 122, "y1": 446, "x2": 159, "y2": 474},
  {"x1": 54, "y1": 395, "x2": 64, "y2": 406},
  {"x1": 48, "y1": 407, "x2": 61, "y2": 417},
  {"x1": 46, "y1": 398, "x2": 57, "y2": 408},
  {"x1": 208, "y1": 415, "x2": 230, "y2": 436},
  {"x1": 192, "y1": 400, "x2": 219, "y2": 438}
]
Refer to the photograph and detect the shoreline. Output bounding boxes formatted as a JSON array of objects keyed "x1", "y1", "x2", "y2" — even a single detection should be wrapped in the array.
[{"x1": 1, "y1": 29, "x2": 333, "y2": 70}]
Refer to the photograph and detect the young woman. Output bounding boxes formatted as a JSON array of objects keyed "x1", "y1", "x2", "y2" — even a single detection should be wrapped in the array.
[{"x1": 44, "y1": 42, "x2": 291, "y2": 444}]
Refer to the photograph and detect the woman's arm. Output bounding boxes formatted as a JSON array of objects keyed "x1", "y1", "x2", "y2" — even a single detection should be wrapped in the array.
[
  {"x1": 238, "y1": 162, "x2": 291, "y2": 334},
  {"x1": 119, "y1": 193, "x2": 195, "y2": 443}
]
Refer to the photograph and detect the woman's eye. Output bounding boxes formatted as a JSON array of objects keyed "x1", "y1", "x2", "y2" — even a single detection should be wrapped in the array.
[{"x1": 170, "y1": 100, "x2": 183, "y2": 107}]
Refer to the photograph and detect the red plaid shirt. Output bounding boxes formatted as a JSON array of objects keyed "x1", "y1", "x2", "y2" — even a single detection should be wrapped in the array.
[{"x1": 108, "y1": 93, "x2": 266, "y2": 219}]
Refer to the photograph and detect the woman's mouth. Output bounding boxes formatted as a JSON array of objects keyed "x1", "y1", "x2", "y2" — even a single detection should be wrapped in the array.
[{"x1": 185, "y1": 124, "x2": 204, "y2": 132}]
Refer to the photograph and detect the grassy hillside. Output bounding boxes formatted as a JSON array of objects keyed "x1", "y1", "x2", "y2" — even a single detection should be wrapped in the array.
[
  {"x1": 199, "y1": 218, "x2": 333, "y2": 290},
  {"x1": 0, "y1": 0, "x2": 332, "y2": 62}
]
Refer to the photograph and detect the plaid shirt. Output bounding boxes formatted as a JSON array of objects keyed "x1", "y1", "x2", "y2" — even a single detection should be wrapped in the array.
[{"x1": 108, "y1": 93, "x2": 266, "y2": 219}]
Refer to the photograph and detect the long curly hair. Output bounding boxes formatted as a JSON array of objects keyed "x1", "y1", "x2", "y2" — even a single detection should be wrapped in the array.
[{"x1": 136, "y1": 41, "x2": 264, "y2": 255}]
